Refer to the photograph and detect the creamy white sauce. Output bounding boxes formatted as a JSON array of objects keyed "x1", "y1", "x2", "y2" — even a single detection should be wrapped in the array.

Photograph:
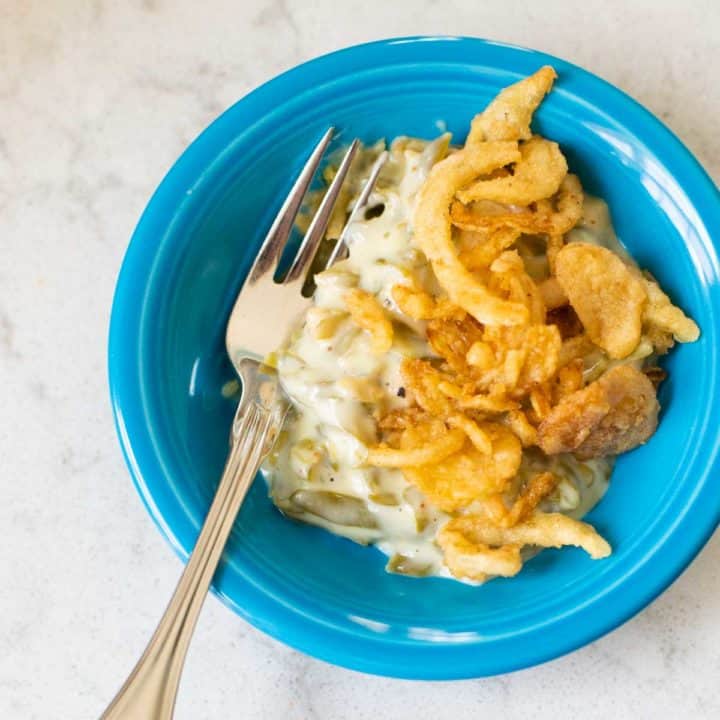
[{"x1": 262, "y1": 136, "x2": 616, "y2": 580}]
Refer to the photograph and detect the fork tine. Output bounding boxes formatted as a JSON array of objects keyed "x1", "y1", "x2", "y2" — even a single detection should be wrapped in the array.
[
  {"x1": 284, "y1": 139, "x2": 359, "y2": 284},
  {"x1": 325, "y1": 150, "x2": 388, "y2": 268},
  {"x1": 247, "y1": 127, "x2": 334, "y2": 284}
]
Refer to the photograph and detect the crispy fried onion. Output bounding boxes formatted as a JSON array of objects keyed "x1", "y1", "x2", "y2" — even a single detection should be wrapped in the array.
[
  {"x1": 555, "y1": 243, "x2": 647, "y2": 359},
  {"x1": 391, "y1": 284, "x2": 465, "y2": 321},
  {"x1": 466, "y1": 66, "x2": 557, "y2": 144},
  {"x1": 478, "y1": 324, "x2": 562, "y2": 391},
  {"x1": 438, "y1": 512, "x2": 611, "y2": 581},
  {"x1": 344, "y1": 288, "x2": 393, "y2": 352},
  {"x1": 643, "y1": 277, "x2": 699, "y2": 344},
  {"x1": 457, "y1": 136, "x2": 568, "y2": 205},
  {"x1": 413, "y1": 142, "x2": 530, "y2": 326},
  {"x1": 455, "y1": 227, "x2": 521, "y2": 270},
  {"x1": 488, "y1": 250, "x2": 545, "y2": 324},
  {"x1": 437, "y1": 528, "x2": 522, "y2": 581},
  {"x1": 503, "y1": 471, "x2": 559, "y2": 527},
  {"x1": 401, "y1": 423, "x2": 522, "y2": 512},
  {"x1": 395, "y1": 316, "x2": 561, "y2": 416},
  {"x1": 366, "y1": 419, "x2": 466, "y2": 468},
  {"x1": 450, "y1": 174, "x2": 584, "y2": 236}
]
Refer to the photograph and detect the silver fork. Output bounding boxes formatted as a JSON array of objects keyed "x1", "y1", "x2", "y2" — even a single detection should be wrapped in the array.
[{"x1": 100, "y1": 128, "x2": 387, "y2": 720}]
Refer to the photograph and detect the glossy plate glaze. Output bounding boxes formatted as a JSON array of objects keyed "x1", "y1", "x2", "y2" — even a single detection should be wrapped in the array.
[{"x1": 108, "y1": 37, "x2": 720, "y2": 679}]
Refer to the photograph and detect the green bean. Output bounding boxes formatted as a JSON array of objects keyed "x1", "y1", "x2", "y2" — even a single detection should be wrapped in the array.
[
  {"x1": 289, "y1": 490, "x2": 378, "y2": 529},
  {"x1": 369, "y1": 492, "x2": 399, "y2": 507},
  {"x1": 387, "y1": 554, "x2": 432, "y2": 577}
]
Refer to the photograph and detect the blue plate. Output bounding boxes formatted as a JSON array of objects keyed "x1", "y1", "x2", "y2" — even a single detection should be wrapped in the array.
[{"x1": 108, "y1": 37, "x2": 720, "y2": 679}]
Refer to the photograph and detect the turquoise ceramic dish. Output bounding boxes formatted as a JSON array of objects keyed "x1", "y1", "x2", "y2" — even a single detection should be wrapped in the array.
[{"x1": 108, "y1": 37, "x2": 720, "y2": 678}]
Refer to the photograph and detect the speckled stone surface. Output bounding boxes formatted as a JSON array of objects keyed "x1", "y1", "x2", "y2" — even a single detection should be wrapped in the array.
[{"x1": 2, "y1": 1, "x2": 719, "y2": 718}]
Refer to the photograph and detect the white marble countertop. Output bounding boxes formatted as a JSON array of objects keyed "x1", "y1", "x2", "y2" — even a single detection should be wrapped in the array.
[{"x1": 2, "y1": 1, "x2": 719, "y2": 718}]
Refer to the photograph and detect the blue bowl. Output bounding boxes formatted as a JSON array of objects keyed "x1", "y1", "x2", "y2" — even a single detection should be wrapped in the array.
[{"x1": 108, "y1": 37, "x2": 720, "y2": 679}]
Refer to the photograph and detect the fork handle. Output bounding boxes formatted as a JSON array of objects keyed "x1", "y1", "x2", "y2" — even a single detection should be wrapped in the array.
[{"x1": 100, "y1": 364, "x2": 286, "y2": 720}]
